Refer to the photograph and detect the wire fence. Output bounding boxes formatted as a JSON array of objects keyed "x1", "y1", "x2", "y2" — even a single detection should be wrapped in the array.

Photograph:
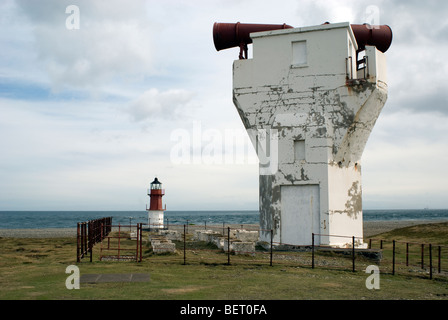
[
  {"x1": 367, "y1": 238, "x2": 448, "y2": 279},
  {"x1": 80, "y1": 219, "x2": 448, "y2": 281},
  {"x1": 156, "y1": 224, "x2": 448, "y2": 280}
]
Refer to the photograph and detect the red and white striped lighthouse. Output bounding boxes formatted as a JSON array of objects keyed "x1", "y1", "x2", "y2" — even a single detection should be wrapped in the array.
[{"x1": 146, "y1": 177, "x2": 165, "y2": 229}]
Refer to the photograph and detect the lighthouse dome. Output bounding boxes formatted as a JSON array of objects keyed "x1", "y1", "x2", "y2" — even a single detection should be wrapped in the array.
[{"x1": 150, "y1": 177, "x2": 162, "y2": 190}]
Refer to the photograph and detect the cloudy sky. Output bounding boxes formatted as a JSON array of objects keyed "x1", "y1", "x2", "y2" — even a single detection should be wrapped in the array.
[{"x1": 0, "y1": 0, "x2": 447, "y2": 211}]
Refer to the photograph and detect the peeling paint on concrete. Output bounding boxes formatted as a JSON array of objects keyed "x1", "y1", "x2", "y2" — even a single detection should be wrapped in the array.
[{"x1": 345, "y1": 181, "x2": 362, "y2": 219}]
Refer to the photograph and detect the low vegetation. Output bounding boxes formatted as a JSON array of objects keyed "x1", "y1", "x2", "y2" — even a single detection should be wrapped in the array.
[{"x1": 0, "y1": 222, "x2": 447, "y2": 300}]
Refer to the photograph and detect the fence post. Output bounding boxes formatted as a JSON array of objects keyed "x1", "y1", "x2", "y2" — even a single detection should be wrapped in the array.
[
  {"x1": 89, "y1": 221, "x2": 93, "y2": 262},
  {"x1": 227, "y1": 227, "x2": 231, "y2": 265},
  {"x1": 352, "y1": 236, "x2": 355, "y2": 272},
  {"x1": 135, "y1": 222, "x2": 139, "y2": 262},
  {"x1": 421, "y1": 244, "x2": 424, "y2": 269},
  {"x1": 406, "y1": 243, "x2": 409, "y2": 266},
  {"x1": 438, "y1": 246, "x2": 441, "y2": 273},
  {"x1": 118, "y1": 223, "x2": 121, "y2": 261},
  {"x1": 100, "y1": 221, "x2": 104, "y2": 261},
  {"x1": 85, "y1": 222, "x2": 88, "y2": 255},
  {"x1": 312, "y1": 233, "x2": 315, "y2": 269},
  {"x1": 429, "y1": 244, "x2": 433, "y2": 280},
  {"x1": 139, "y1": 223, "x2": 143, "y2": 262},
  {"x1": 86, "y1": 222, "x2": 88, "y2": 255},
  {"x1": 77, "y1": 222, "x2": 80, "y2": 262},
  {"x1": 89, "y1": 241, "x2": 93, "y2": 262},
  {"x1": 82, "y1": 223, "x2": 85, "y2": 256},
  {"x1": 79, "y1": 223, "x2": 83, "y2": 256},
  {"x1": 270, "y1": 229, "x2": 273, "y2": 267},
  {"x1": 183, "y1": 224, "x2": 186, "y2": 265},
  {"x1": 392, "y1": 240, "x2": 396, "y2": 275}
]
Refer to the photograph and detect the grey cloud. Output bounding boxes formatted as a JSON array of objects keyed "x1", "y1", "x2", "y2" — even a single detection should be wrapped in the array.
[
  {"x1": 127, "y1": 88, "x2": 196, "y2": 122},
  {"x1": 394, "y1": 88, "x2": 448, "y2": 116},
  {"x1": 15, "y1": 0, "x2": 155, "y2": 92}
]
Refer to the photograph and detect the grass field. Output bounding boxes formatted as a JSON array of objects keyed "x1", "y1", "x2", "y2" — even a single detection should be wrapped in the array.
[{"x1": 1, "y1": 223, "x2": 448, "y2": 301}]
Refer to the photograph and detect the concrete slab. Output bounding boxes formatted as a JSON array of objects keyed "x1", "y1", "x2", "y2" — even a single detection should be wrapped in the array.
[{"x1": 80, "y1": 273, "x2": 150, "y2": 283}]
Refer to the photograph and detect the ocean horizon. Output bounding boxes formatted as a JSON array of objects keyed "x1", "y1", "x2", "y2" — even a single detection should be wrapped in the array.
[{"x1": 1, "y1": 209, "x2": 448, "y2": 229}]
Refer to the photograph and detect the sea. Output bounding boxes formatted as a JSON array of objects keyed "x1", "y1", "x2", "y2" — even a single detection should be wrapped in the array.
[{"x1": 0, "y1": 209, "x2": 448, "y2": 229}]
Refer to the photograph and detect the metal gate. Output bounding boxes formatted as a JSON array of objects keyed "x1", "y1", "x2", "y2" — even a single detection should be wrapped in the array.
[{"x1": 99, "y1": 223, "x2": 144, "y2": 262}]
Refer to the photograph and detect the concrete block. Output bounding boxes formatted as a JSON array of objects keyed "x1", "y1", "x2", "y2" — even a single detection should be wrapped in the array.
[
  {"x1": 211, "y1": 236, "x2": 225, "y2": 249},
  {"x1": 235, "y1": 229, "x2": 259, "y2": 242},
  {"x1": 159, "y1": 230, "x2": 181, "y2": 241},
  {"x1": 233, "y1": 241, "x2": 256, "y2": 256},
  {"x1": 223, "y1": 238, "x2": 234, "y2": 252},
  {"x1": 205, "y1": 231, "x2": 222, "y2": 243},
  {"x1": 194, "y1": 230, "x2": 213, "y2": 241},
  {"x1": 152, "y1": 241, "x2": 176, "y2": 254}
]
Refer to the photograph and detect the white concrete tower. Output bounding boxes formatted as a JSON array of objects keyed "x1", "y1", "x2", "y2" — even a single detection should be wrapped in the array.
[{"x1": 215, "y1": 22, "x2": 392, "y2": 247}]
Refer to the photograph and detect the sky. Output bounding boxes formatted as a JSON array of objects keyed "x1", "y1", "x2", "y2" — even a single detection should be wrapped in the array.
[{"x1": 0, "y1": 0, "x2": 447, "y2": 211}]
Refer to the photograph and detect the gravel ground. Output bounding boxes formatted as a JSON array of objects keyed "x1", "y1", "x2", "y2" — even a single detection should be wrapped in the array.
[
  {"x1": 0, "y1": 220, "x2": 446, "y2": 239},
  {"x1": 0, "y1": 228, "x2": 78, "y2": 238}
]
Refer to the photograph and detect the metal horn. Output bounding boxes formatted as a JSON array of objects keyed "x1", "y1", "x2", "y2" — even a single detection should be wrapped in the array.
[{"x1": 213, "y1": 22, "x2": 393, "y2": 58}]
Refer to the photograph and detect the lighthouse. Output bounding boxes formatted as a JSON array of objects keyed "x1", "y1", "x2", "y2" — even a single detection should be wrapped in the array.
[{"x1": 146, "y1": 177, "x2": 165, "y2": 229}]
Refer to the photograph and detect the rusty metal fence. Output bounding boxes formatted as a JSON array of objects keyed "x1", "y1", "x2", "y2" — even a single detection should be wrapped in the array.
[
  {"x1": 77, "y1": 219, "x2": 144, "y2": 262},
  {"x1": 76, "y1": 217, "x2": 112, "y2": 262}
]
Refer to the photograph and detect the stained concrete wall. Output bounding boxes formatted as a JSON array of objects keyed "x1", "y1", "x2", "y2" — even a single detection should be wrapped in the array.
[{"x1": 232, "y1": 22, "x2": 388, "y2": 247}]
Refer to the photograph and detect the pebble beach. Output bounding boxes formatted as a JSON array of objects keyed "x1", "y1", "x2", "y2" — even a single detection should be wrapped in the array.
[{"x1": 0, "y1": 220, "x2": 446, "y2": 238}]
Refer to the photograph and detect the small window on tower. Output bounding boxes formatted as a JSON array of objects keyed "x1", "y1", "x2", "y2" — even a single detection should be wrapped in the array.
[
  {"x1": 292, "y1": 41, "x2": 307, "y2": 66},
  {"x1": 294, "y1": 140, "x2": 306, "y2": 161}
]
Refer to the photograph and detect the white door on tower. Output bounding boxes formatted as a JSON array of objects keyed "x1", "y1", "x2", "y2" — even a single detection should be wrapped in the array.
[{"x1": 281, "y1": 185, "x2": 320, "y2": 245}]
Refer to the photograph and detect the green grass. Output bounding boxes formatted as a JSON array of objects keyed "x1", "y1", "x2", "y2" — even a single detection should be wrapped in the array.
[
  {"x1": 1, "y1": 223, "x2": 448, "y2": 300},
  {"x1": 370, "y1": 222, "x2": 448, "y2": 245},
  {"x1": 366, "y1": 222, "x2": 448, "y2": 278}
]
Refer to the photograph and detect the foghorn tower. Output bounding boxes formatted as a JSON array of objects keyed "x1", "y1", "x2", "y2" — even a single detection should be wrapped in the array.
[
  {"x1": 214, "y1": 22, "x2": 392, "y2": 248},
  {"x1": 146, "y1": 177, "x2": 165, "y2": 229}
]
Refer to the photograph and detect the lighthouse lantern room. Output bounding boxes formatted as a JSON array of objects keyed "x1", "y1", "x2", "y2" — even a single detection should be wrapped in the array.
[{"x1": 146, "y1": 177, "x2": 165, "y2": 229}]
